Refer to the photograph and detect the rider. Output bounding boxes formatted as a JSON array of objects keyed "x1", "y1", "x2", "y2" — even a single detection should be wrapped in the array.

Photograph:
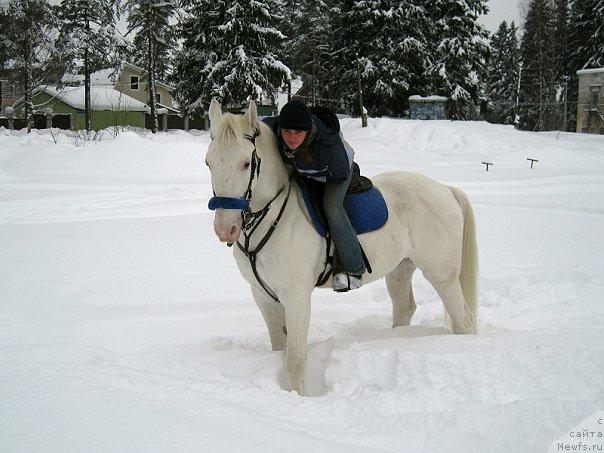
[{"x1": 262, "y1": 98, "x2": 366, "y2": 292}]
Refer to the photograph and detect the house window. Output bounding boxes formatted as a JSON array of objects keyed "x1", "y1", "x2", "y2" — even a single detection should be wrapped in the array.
[
  {"x1": 155, "y1": 92, "x2": 162, "y2": 105},
  {"x1": 130, "y1": 76, "x2": 139, "y2": 90}
]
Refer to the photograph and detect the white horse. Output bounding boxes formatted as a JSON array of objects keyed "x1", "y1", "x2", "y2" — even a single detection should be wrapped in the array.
[{"x1": 205, "y1": 100, "x2": 478, "y2": 395}]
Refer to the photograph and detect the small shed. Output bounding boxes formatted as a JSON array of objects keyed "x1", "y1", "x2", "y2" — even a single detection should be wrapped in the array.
[
  {"x1": 409, "y1": 95, "x2": 448, "y2": 120},
  {"x1": 576, "y1": 67, "x2": 604, "y2": 134}
]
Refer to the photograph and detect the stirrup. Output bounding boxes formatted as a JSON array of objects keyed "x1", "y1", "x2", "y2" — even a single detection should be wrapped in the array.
[{"x1": 332, "y1": 272, "x2": 362, "y2": 292}]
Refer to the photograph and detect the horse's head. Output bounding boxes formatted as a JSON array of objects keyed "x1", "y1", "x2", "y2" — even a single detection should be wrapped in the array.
[{"x1": 206, "y1": 99, "x2": 260, "y2": 243}]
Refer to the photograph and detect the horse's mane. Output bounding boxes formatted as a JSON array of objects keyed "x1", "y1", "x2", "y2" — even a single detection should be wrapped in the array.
[
  {"x1": 212, "y1": 111, "x2": 286, "y2": 181},
  {"x1": 213, "y1": 113, "x2": 246, "y2": 143}
]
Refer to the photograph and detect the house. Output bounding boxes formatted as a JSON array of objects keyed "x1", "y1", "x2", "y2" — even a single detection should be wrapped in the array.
[
  {"x1": 12, "y1": 86, "x2": 149, "y2": 130},
  {"x1": 114, "y1": 62, "x2": 177, "y2": 111},
  {"x1": 409, "y1": 95, "x2": 448, "y2": 120},
  {"x1": 576, "y1": 67, "x2": 604, "y2": 134}
]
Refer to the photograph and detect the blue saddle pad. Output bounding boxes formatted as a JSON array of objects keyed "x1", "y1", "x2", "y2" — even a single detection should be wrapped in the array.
[{"x1": 298, "y1": 183, "x2": 388, "y2": 237}]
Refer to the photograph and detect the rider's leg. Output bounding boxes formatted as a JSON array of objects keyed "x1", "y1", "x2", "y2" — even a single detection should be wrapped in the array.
[{"x1": 323, "y1": 172, "x2": 366, "y2": 288}]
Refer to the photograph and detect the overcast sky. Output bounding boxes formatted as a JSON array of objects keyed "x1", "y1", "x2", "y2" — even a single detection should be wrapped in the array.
[{"x1": 479, "y1": 0, "x2": 523, "y2": 32}]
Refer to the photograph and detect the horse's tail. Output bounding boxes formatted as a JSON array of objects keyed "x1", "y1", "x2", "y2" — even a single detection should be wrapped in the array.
[{"x1": 449, "y1": 186, "x2": 479, "y2": 328}]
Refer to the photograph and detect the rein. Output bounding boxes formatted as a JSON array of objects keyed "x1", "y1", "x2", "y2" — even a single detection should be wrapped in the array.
[{"x1": 237, "y1": 181, "x2": 292, "y2": 303}]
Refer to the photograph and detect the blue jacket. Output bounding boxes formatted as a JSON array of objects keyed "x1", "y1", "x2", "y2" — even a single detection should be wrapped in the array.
[{"x1": 262, "y1": 114, "x2": 353, "y2": 184}]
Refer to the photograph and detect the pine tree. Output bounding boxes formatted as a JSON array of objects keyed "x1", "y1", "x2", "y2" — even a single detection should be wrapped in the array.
[
  {"x1": 588, "y1": 0, "x2": 604, "y2": 68},
  {"x1": 327, "y1": 0, "x2": 432, "y2": 116},
  {"x1": 2, "y1": 0, "x2": 63, "y2": 132},
  {"x1": 569, "y1": 0, "x2": 603, "y2": 70},
  {"x1": 56, "y1": 0, "x2": 120, "y2": 132},
  {"x1": 172, "y1": 0, "x2": 290, "y2": 114},
  {"x1": 123, "y1": 0, "x2": 177, "y2": 133},
  {"x1": 559, "y1": 0, "x2": 603, "y2": 131},
  {"x1": 486, "y1": 21, "x2": 521, "y2": 124},
  {"x1": 280, "y1": 0, "x2": 334, "y2": 106},
  {"x1": 518, "y1": 0, "x2": 556, "y2": 131},
  {"x1": 425, "y1": 0, "x2": 490, "y2": 119}
]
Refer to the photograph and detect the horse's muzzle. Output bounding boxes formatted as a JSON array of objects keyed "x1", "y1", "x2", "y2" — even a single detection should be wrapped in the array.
[{"x1": 213, "y1": 210, "x2": 242, "y2": 243}]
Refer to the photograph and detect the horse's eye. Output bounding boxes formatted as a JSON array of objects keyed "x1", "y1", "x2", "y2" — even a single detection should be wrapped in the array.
[{"x1": 243, "y1": 161, "x2": 251, "y2": 170}]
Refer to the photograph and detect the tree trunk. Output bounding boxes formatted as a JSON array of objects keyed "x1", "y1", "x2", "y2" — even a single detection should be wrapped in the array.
[
  {"x1": 25, "y1": 27, "x2": 33, "y2": 133},
  {"x1": 356, "y1": 59, "x2": 367, "y2": 127},
  {"x1": 147, "y1": 5, "x2": 158, "y2": 134},
  {"x1": 85, "y1": 5, "x2": 92, "y2": 133}
]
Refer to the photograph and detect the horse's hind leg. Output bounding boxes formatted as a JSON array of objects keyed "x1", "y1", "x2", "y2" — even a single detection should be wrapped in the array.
[
  {"x1": 386, "y1": 258, "x2": 417, "y2": 328},
  {"x1": 251, "y1": 285, "x2": 286, "y2": 351},
  {"x1": 423, "y1": 273, "x2": 476, "y2": 334}
]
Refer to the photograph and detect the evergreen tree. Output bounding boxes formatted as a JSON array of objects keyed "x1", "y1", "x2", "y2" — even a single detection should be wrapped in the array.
[
  {"x1": 280, "y1": 0, "x2": 334, "y2": 106},
  {"x1": 558, "y1": 0, "x2": 602, "y2": 131},
  {"x1": 588, "y1": 0, "x2": 604, "y2": 68},
  {"x1": 328, "y1": 0, "x2": 432, "y2": 116},
  {"x1": 553, "y1": 0, "x2": 571, "y2": 83},
  {"x1": 56, "y1": 0, "x2": 120, "y2": 132},
  {"x1": 123, "y1": 0, "x2": 177, "y2": 132},
  {"x1": 518, "y1": 0, "x2": 556, "y2": 131},
  {"x1": 1, "y1": 0, "x2": 63, "y2": 132},
  {"x1": 425, "y1": 0, "x2": 490, "y2": 119},
  {"x1": 0, "y1": 6, "x2": 9, "y2": 71},
  {"x1": 569, "y1": 0, "x2": 603, "y2": 70},
  {"x1": 486, "y1": 21, "x2": 521, "y2": 125},
  {"x1": 172, "y1": 0, "x2": 290, "y2": 114}
]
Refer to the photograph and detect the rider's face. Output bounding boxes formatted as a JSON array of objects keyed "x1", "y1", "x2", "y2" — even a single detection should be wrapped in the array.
[{"x1": 281, "y1": 129, "x2": 307, "y2": 150}]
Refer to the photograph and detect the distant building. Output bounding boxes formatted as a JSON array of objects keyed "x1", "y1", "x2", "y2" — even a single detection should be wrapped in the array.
[
  {"x1": 576, "y1": 67, "x2": 604, "y2": 134},
  {"x1": 12, "y1": 86, "x2": 150, "y2": 130},
  {"x1": 112, "y1": 62, "x2": 177, "y2": 112},
  {"x1": 408, "y1": 95, "x2": 448, "y2": 120},
  {"x1": 5, "y1": 62, "x2": 208, "y2": 131}
]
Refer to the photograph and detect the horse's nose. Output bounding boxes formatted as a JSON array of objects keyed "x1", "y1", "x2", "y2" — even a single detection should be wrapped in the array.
[{"x1": 213, "y1": 217, "x2": 242, "y2": 242}]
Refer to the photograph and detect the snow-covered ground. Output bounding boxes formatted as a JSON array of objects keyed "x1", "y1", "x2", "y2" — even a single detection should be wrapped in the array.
[{"x1": 1, "y1": 120, "x2": 603, "y2": 452}]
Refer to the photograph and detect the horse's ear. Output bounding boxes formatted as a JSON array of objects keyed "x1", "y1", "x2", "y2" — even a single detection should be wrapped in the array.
[
  {"x1": 243, "y1": 100, "x2": 258, "y2": 129},
  {"x1": 209, "y1": 99, "x2": 223, "y2": 130}
]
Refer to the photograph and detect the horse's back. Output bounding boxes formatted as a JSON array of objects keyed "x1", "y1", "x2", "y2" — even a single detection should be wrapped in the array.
[
  {"x1": 368, "y1": 171, "x2": 466, "y2": 274},
  {"x1": 372, "y1": 171, "x2": 462, "y2": 218}
]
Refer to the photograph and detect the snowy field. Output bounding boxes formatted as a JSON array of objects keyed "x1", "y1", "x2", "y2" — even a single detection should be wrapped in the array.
[{"x1": 1, "y1": 119, "x2": 603, "y2": 452}]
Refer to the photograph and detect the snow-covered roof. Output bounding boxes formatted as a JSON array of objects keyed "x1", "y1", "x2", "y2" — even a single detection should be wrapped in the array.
[
  {"x1": 577, "y1": 67, "x2": 604, "y2": 75},
  {"x1": 409, "y1": 95, "x2": 448, "y2": 102},
  {"x1": 41, "y1": 86, "x2": 150, "y2": 112},
  {"x1": 61, "y1": 68, "x2": 119, "y2": 87}
]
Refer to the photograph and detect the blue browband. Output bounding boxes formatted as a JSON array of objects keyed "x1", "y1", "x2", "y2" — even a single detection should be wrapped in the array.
[{"x1": 208, "y1": 196, "x2": 250, "y2": 211}]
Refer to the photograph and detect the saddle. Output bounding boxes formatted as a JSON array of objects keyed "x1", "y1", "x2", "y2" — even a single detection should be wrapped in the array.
[
  {"x1": 294, "y1": 163, "x2": 387, "y2": 281},
  {"x1": 295, "y1": 162, "x2": 388, "y2": 238}
]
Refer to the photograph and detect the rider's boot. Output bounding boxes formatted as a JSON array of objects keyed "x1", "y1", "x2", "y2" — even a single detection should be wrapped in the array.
[{"x1": 332, "y1": 272, "x2": 362, "y2": 292}]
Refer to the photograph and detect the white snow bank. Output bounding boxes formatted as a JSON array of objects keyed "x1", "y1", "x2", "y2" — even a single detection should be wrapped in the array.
[{"x1": 1, "y1": 119, "x2": 603, "y2": 452}]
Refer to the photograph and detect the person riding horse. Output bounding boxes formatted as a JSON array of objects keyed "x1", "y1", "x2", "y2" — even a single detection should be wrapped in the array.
[{"x1": 262, "y1": 99, "x2": 366, "y2": 292}]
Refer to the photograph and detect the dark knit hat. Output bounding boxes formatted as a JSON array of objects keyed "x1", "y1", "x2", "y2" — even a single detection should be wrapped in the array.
[{"x1": 279, "y1": 99, "x2": 313, "y2": 131}]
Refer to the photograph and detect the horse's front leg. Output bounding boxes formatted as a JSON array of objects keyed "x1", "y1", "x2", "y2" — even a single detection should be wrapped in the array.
[
  {"x1": 281, "y1": 290, "x2": 312, "y2": 396},
  {"x1": 251, "y1": 285, "x2": 286, "y2": 351}
]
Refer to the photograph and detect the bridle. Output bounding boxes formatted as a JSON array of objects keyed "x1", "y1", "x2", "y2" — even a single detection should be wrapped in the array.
[{"x1": 207, "y1": 124, "x2": 292, "y2": 303}]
